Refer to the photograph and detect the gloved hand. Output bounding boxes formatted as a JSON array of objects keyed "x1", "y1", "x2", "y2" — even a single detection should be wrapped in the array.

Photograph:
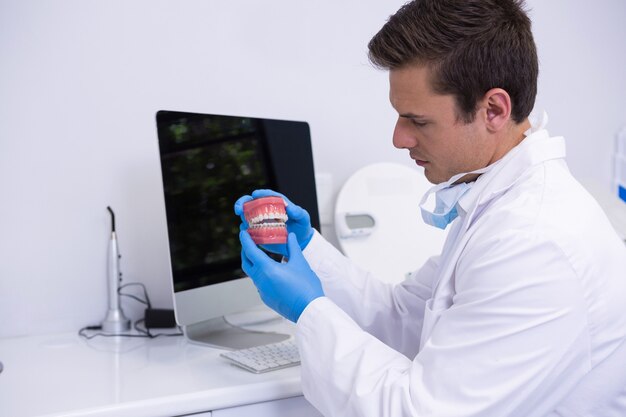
[
  {"x1": 234, "y1": 189, "x2": 314, "y2": 257},
  {"x1": 240, "y1": 231, "x2": 324, "y2": 323}
]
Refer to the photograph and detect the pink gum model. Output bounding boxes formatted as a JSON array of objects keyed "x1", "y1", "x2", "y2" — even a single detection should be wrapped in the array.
[{"x1": 243, "y1": 196, "x2": 288, "y2": 245}]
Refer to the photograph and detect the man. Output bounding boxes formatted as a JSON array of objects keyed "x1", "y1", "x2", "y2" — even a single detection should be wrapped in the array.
[{"x1": 235, "y1": 1, "x2": 626, "y2": 416}]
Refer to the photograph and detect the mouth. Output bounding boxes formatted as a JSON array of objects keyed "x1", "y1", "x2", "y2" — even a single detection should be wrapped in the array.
[
  {"x1": 243, "y1": 196, "x2": 288, "y2": 245},
  {"x1": 410, "y1": 155, "x2": 428, "y2": 167}
]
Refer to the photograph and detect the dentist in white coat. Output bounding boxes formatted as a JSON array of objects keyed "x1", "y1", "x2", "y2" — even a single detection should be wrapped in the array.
[{"x1": 235, "y1": 1, "x2": 626, "y2": 416}]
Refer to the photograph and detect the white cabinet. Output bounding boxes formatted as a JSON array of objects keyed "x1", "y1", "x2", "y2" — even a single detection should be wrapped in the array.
[{"x1": 213, "y1": 396, "x2": 322, "y2": 417}]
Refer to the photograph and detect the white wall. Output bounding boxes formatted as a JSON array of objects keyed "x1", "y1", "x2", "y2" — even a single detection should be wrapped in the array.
[
  {"x1": 1, "y1": 0, "x2": 625, "y2": 338},
  {"x1": 530, "y1": 1, "x2": 626, "y2": 188}
]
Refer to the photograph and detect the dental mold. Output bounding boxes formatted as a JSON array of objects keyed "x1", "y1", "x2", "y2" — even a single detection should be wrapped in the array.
[{"x1": 243, "y1": 196, "x2": 288, "y2": 245}]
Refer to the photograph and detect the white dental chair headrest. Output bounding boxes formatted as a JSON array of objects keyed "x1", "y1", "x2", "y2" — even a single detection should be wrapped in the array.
[{"x1": 334, "y1": 162, "x2": 447, "y2": 284}]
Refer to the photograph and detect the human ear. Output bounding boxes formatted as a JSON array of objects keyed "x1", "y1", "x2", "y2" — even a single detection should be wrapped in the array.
[{"x1": 482, "y1": 88, "x2": 511, "y2": 132}]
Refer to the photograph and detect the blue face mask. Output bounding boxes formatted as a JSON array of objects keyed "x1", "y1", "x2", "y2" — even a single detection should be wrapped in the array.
[
  {"x1": 420, "y1": 182, "x2": 472, "y2": 229},
  {"x1": 419, "y1": 164, "x2": 495, "y2": 230}
]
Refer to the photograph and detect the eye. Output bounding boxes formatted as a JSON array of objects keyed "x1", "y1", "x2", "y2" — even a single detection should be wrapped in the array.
[{"x1": 411, "y1": 119, "x2": 428, "y2": 128}]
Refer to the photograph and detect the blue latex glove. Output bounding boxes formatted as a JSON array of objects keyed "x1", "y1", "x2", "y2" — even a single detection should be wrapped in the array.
[
  {"x1": 240, "y1": 231, "x2": 324, "y2": 323},
  {"x1": 234, "y1": 189, "x2": 314, "y2": 257}
]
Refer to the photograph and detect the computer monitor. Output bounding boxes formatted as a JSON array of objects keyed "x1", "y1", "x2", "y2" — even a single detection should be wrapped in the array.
[{"x1": 156, "y1": 110, "x2": 320, "y2": 349}]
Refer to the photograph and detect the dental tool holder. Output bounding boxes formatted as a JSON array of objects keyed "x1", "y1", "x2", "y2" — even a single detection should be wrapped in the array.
[{"x1": 101, "y1": 206, "x2": 130, "y2": 333}]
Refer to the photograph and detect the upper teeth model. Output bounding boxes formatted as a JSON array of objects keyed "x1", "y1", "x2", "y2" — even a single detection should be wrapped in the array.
[{"x1": 243, "y1": 196, "x2": 288, "y2": 244}]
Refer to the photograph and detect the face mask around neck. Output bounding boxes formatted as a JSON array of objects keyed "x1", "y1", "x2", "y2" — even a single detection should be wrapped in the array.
[{"x1": 419, "y1": 164, "x2": 496, "y2": 230}]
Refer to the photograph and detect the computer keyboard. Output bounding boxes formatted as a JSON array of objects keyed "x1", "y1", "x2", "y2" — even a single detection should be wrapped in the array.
[{"x1": 220, "y1": 338, "x2": 300, "y2": 373}]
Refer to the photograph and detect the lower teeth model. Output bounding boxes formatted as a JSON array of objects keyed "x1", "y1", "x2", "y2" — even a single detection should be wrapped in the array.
[{"x1": 243, "y1": 196, "x2": 288, "y2": 244}]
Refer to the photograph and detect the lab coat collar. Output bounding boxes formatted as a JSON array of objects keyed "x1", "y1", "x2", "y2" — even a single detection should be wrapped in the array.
[{"x1": 456, "y1": 129, "x2": 566, "y2": 225}]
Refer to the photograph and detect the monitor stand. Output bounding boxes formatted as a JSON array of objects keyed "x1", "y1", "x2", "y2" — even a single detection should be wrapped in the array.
[{"x1": 184, "y1": 316, "x2": 290, "y2": 350}]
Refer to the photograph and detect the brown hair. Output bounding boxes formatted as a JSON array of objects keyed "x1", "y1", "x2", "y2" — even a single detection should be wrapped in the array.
[{"x1": 368, "y1": 0, "x2": 538, "y2": 124}]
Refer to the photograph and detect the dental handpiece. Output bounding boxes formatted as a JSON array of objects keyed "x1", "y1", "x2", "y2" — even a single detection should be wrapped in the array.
[
  {"x1": 108, "y1": 208, "x2": 121, "y2": 312},
  {"x1": 101, "y1": 206, "x2": 130, "y2": 333}
]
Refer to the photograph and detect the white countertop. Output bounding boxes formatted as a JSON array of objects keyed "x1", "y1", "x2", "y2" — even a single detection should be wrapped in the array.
[{"x1": 0, "y1": 320, "x2": 303, "y2": 417}]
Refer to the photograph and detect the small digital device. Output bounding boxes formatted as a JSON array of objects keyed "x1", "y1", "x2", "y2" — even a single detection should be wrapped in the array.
[
  {"x1": 156, "y1": 111, "x2": 320, "y2": 349},
  {"x1": 336, "y1": 212, "x2": 377, "y2": 238}
]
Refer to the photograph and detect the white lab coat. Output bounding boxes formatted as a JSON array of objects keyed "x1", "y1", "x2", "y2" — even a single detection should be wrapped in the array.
[{"x1": 296, "y1": 129, "x2": 626, "y2": 417}]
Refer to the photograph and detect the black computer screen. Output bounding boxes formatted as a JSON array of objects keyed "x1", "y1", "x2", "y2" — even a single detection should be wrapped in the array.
[{"x1": 156, "y1": 110, "x2": 319, "y2": 292}]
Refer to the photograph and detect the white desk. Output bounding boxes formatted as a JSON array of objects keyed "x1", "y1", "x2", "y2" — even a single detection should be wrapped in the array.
[{"x1": 0, "y1": 322, "x2": 322, "y2": 417}]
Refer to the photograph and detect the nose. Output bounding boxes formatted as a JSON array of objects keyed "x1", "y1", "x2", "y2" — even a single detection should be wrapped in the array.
[{"x1": 392, "y1": 118, "x2": 416, "y2": 149}]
